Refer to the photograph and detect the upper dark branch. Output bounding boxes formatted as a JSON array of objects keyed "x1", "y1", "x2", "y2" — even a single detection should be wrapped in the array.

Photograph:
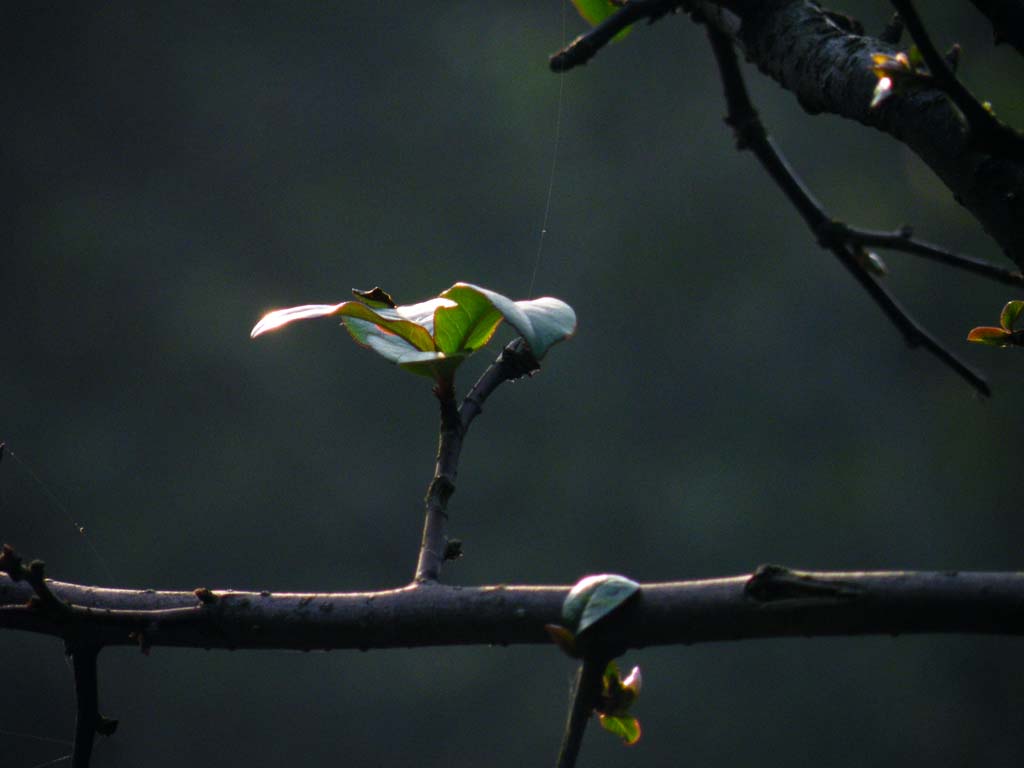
[
  {"x1": 967, "y1": 0, "x2": 1024, "y2": 56},
  {"x1": 727, "y1": 1, "x2": 1024, "y2": 267},
  {"x1": 889, "y1": 0, "x2": 1024, "y2": 158},
  {"x1": 549, "y1": 0, "x2": 686, "y2": 72},
  {"x1": 550, "y1": 2, "x2": 1024, "y2": 266},
  {"x1": 703, "y1": 21, "x2": 992, "y2": 395}
]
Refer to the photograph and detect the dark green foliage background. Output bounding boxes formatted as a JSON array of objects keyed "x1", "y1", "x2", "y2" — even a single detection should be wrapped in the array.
[{"x1": 2, "y1": 2, "x2": 1023, "y2": 766}]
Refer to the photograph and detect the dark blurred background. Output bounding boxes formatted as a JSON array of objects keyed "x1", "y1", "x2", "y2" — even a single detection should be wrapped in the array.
[{"x1": 2, "y1": 2, "x2": 1023, "y2": 766}]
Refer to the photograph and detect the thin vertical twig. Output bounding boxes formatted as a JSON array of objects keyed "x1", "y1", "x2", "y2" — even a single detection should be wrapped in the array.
[
  {"x1": 556, "y1": 656, "x2": 606, "y2": 768},
  {"x1": 69, "y1": 644, "x2": 116, "y2": 768}
]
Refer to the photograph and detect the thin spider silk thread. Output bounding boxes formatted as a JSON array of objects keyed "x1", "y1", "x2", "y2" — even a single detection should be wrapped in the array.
[
  {"x1": 527, "y1": 0, "x2": 567, "y2": 297},
  {"x1": 3, "y1": 446, "x2": 116, "y2": 583}
]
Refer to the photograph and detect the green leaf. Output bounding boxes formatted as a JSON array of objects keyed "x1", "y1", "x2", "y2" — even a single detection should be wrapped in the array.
[
  {"x1": 450, "y1": 283, "x2": 577, "y2": 360},
  {"x1": 251, "y1": 297, "x2": 437, "y2": 352},
  {"x1": 999, "y1": 300, "x2": 1024, "y2": 331},
  {"x1": 570, "y1": 0, "x2": 631, "y2": 40},
  {"x1": 597, "y1": 714, "x2": 641, "y2": 746},
  {"x1": 251, "y1": 283, "x2": 577, "y2": 383},
  {"x1": 599, "y1": 661, "x2": 641, "y2": 714},
  {"x1": 562, "y1": 574, "x2": 640, "y2": 635},
  {"x1": 337, "y1": 301, "x2": 438, "y2": 352},
  {"x1": 571, "y1": 0, "x2": 619, "y2": 26},
  {"x1": 345, "y1": 318, "x2": 466, "y2": 379},
  {"x1": 967, "y1": 326, "x2": 1013, "y2": 346},
  {"x1": 433, "y1": 285, "x2": 504, "y2": 356}
]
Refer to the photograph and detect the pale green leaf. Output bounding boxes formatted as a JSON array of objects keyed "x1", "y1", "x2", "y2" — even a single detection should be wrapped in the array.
[
  {"x1": 597, "y1": 714, "x2": 641, "y2": 746},
  {"x1": 562, "y1": 574, "x2": 640, "y2": 635},
  {"x1": 999, "y1": 300, "x2": 1024, "y2": 331},
  {"x1": 451, "y1": 283, "x2": 577, "y2": 360}
]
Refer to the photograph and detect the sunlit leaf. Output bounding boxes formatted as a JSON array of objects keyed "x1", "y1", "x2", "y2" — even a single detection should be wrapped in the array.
[
  {"x1": 571, "y1": 0, "x2": 620, "y2": 26},
  {"x1": 434, "y1": 285, "x2": 504, "y2": 356},
  {"x1": 453, "y1": 283, "x2": 577, "y2": 360},
  {"x1": 337, "y1": 301, "x2": 439, "y2": 351},
  {"x1": 999, "y1": 300, "x2": 1024, "y2": 331},
  {"x1": 562, "y1": 574, "x2": 640, "y2": 635},
  {"x1": 250, "y1": 304, "x2": 345, "y2": 338},
  {"x1": 966, "y1": 326, "x2": 1012, "y2": 346},
  {"x1": 597, "y1": 714, "x2": 641, "y2": 746},
  {"x1": 251, "y1": 283, "x2": 576, "y2": 383},
  {"x1": 599, "y1": 661, "x2": 641, "y2": 715},
  {"x1": 621, "y1": 665, "x2": 642, "y2": 696}
]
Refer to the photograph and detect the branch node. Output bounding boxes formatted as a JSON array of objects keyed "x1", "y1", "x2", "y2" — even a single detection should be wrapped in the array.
[
  {"x1": 745, "y1": 564, "x2": 863, "y2": 602},
  {"x1": 193, "y1": 587, "x2": 218, "y2": 605}
]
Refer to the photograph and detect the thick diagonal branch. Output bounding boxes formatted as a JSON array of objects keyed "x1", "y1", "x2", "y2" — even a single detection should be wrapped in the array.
[
  {"x1": 703, "y1": 21, "x2": 991, "y2": 395},
  {"x1": 551, "y1": 2, "x2": 1024, "y2": 266},
  {"x1": 967, "y1": 0, "x2": 1024, "y2": 58},
  {"x1": 724, "y1": 1, "x2": 1024, "y2": 266}
]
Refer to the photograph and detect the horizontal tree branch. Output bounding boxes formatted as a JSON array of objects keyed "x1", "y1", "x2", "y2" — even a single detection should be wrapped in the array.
[{"x1": 3, "y1": 566, "x2": 1024, "y2": 651}]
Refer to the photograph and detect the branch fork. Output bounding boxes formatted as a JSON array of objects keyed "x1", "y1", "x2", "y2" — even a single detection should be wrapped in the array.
[{"x1": 414, "y1": 338, "x2": 542, "y2": 584}]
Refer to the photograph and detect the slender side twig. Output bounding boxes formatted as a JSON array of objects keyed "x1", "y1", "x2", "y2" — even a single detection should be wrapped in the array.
[
  {"x1": 460, "y1": 337, "x2": 539, "y2": 431},
  {"x1": 702, "y1": 21, "x2": 991, "y2": 396},
  {"x1": 69, "y1": 644, "x2": 117, "y2": 768},
  {"x1": 413, "y1": 381, "x2": 464, "y2": 584},
  {"x1": 556, "y1": 656, "x2": 607, "y2": 768},
  {"x1": 549, "y1": 0, "x2": 684, "y2": 72},
  {"x1": 890, "y1": 0, "x2": 1024, "y2": 157},
  {"x1": 851, "y1": 226, "x2": 1022, "y2": 284},
  {"x1": 413, "y1": 339, "x2": 542, "y2": 583},
  {"x1": 967, "y1": 0, "x2": 1024, "y2": 56}
]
